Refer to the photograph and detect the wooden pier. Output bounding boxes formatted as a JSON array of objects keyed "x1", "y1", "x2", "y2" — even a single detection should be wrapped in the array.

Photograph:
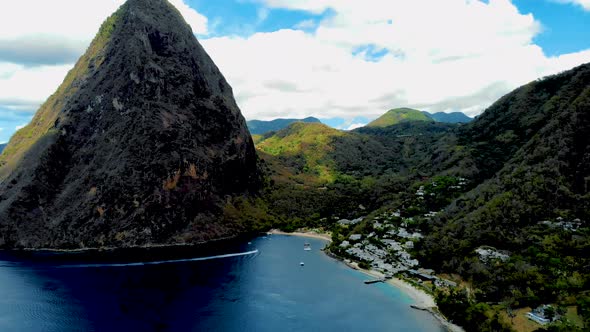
[{"x1": 364, "y1": 278, "x2": 385, "y2": 284}]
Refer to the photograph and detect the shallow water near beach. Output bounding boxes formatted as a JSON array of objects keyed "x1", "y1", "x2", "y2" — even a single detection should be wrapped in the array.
[{"x1": 0, "y1": 235, "x2": 444, "y2": 331}]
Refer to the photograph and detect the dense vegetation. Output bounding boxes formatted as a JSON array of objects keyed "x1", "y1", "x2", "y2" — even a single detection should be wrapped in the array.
[
  {"x1": 415, "y1": 63, "x2": 590, "y2": 331},
  {"x1": 246, "y1": 117, "x2": 321, "y2": 135},
  {"x1": 365, "y1": 107, "x2": 433, "y2": 128},
  {"x1": 253, "y1": 63, "x2": 590, "y2": 331},
  {"x1": 253, "y1": 121, "x2": 461, "y2": 223},
  {"x1": 425, "y1": 111, "x2": 473, "y2": 123}
]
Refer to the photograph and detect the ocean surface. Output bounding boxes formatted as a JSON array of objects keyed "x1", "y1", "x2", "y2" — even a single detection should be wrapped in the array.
[{"x1": 0, "y1": 235, "x2": 444, "y2": 331}]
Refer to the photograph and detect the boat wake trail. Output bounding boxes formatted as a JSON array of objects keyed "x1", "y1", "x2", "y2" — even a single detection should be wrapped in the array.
[{"x1": 56, "y1": 249, "x2": 259, "y2": 268}]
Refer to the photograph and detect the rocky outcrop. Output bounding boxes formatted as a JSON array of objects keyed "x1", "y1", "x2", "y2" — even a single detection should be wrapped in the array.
[{"x1": 0, "y1": 0, "x2": 259, "y2": 249}]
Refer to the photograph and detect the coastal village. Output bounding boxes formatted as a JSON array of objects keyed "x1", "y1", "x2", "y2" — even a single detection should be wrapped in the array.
[
  {"x1": 336, "y1": 210, "x2": 457, "y2": 289},
  {"x1": 329, "y1": 177, "x2": 467, "y2": 289},
  {"x1": 298, "y1": 175, "x2": 585, "y2": 331}
]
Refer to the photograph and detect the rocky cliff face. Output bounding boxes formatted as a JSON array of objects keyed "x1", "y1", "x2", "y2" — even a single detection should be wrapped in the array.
[{"x1": 0, "y1": 0, "x2": 259, "y2": 249}]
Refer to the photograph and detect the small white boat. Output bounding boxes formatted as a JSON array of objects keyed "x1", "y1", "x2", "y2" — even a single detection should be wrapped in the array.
[
  {"x1": 300, "y1": 262, "x2": 305, "y2": 266},
  {"x1": 303, "y1": 243, "x2": 311, "y2": 251}
]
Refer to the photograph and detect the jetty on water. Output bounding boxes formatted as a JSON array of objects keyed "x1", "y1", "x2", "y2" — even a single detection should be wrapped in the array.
[{"x1": 364, "y1": 278, "x2": 385, "y2": 284}]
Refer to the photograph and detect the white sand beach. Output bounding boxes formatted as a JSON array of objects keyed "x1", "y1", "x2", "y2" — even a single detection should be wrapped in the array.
[{"x1": 269, "y1": 229, "x2": 332, "y2": 242}]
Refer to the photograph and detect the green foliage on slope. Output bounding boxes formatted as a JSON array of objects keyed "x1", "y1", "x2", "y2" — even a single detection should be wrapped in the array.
[
  {"x1": 256, "y1": 122, "x2": 345, "y2": 183},
  {"x1": 258, "y1": 63, "x2": 590, "y2": 331},
  {"x1": 425, "y1": 111, "x2": 473, "y2": 123},
  {"x1": 247, "y1": 117, "x2": 321, "y2": 135},
  {"x1": 414, "y1": 64, "x2": 590, "y2": 329},
  {"x1": 366, "y1": 107, "x2": 433, "y2": 128},
  {"x1": 255, "y1": 120, "x2": 459, "y2": 225}
]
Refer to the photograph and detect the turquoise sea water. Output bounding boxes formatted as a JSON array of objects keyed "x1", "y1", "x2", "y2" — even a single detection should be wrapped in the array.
[{"x1": 0, "y1": 235, "x2": 443, "y2": 331}]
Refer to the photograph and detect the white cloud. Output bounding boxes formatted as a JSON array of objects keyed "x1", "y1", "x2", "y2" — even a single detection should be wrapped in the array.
[
  {"x1": 0, "y1": 63, "x2": 74, "y2": 111},
  {"x1": 1, "y1": 0, "x2": 590, "y2": 133},
  {"x1": 202, "y1": 0, "x2": 590, "y2": 120},
  {"x1": 346, "y1": 123, "x2": 366, "y2": 130},
  {"x1": 257, "y1": 7, "x2": 270, "y2": 23},
  {"x1": 0, "y1": 1, "x2": 207, "y2": 45},
  {"x1": 553, "y1": 0, "x2": 590, "y2": 10},
  {"x1": 294, "y1": 19, "x2": 316, "y2": 30},
  {"x1": 168, "y1": 0, "x2": 209, "y2": 34},
  {"x1": 0, "y1": 37, "x2": 84, "y2": 66},
  {"x1": 15, "y1": 124, "x2": 26, "y2": 131},
  {"x1": 0, "y1": 1, "x2": 123, "y2": 67},
  {"x1": 0, "y1": 1, "x2": 207, "y2": 66}
]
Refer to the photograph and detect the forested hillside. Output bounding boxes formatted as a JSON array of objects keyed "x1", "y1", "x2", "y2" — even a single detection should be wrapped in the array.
[
  {"x1": 255, "y1": 63, "x2": 590, "y2": 331},
  {"x1": 247, "y1": 117, "x2": 321, "y2": 135},
  {"x1": 425, "y1": 111, "x2": 472, "y2": 123},
  {"x1": 418, "y1": 63, "x2": 590, "y2": 307},
  {"x1": 253, "y1": 121, "x2": 460, "y2": 229},
  {"x1": 365, "y1": 108, "x2": 433, "y2": 128}
]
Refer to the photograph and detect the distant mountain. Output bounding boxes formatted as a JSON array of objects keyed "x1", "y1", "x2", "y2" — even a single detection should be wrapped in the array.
[
  {"x1": 0, "y1": 0, "x2": 260, "y2": 249},
  {"x1": 247, "y1": 117, "x2": 321, "y2": 135},
  {"x1": 0, "y1": 144, "x2": 5, "y2": 153},
  {"x1": 424, "y1": 111, "x2": 472, "y2": 123},
  {"x1": 256, "y1": 122, "x2": 346, "y2": 184},
  {"x1": 255, "y1": 120, "x2": 458, "y2": 219},
  {"x1": 365, "y1": 108, "x2": 433, "y2": 128}
]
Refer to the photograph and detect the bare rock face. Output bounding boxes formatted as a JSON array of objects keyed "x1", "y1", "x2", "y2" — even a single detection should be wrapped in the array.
[{"x1": 0, "y1": 0, "x2": 259, "y2": 249}]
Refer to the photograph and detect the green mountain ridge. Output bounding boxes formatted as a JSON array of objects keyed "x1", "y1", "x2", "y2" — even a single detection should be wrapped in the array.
[
  {"x1": 253, "y1": 119, "x2": 461, "y2": 226},
  {"x1": 420, "y1": 61, "x2": 590, "y2": 278},
  {"x1": 247, "y1": 116, "x2": 321, "y2": 135},
  {"x1": 366, "y1": 108, "x2": 433, "y2": 128},
  {"x1": 255, "y1": 62, "x2": 590, "y2": 331},
  {"x1": 424, "y1": 111, "x2": 472, "y2": 123}
]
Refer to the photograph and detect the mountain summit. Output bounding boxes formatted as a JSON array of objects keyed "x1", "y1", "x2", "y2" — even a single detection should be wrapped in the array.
[
  {"x1": 0, "y1": 0, "x2": 259, "y2": 249},
  {"x1": 365, "y1": 108, "x2": 433, "y2": 128},
  {"x1": 247, "y1": 117, "x2": 321, "y2": 135}
]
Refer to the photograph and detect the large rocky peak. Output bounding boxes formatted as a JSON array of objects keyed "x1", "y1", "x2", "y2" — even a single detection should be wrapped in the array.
[{"x1": 0, "y1": 0, "x2": 260, "y2": 249}]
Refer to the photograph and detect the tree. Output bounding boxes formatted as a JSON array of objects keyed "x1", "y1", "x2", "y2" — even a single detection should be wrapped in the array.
[{"x1": 544, "y1": 306, "x2": 555, "y2": 322}]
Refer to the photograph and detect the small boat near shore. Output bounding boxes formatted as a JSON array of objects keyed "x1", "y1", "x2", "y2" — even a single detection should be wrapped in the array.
[
  {"x1": 303, "y1": 243, "x2": 311, "y2": 251},
  {"x1": 410, "y1": 304, "x2": 428, "y2": 311}
]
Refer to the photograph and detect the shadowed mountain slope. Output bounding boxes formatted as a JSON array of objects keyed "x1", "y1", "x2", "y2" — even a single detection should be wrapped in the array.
[{"x1": 0, "y1": 0, "x2": 259, "y2": 249}]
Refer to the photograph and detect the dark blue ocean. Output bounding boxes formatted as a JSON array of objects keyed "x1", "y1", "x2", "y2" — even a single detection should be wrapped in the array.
[{"x1": 0, "y1": 235, "x2": 444, "y2": 331}]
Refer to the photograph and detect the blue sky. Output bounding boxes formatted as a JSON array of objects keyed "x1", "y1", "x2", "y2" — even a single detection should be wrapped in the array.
[
  {"x1": 513, "y1": 0, "x2": 590, "y2": 56},
  {"x1": 0, "y1": 0, "x2": 590, "y2": 142},
  {"x1": 188, "y1": 0, "x2": 331, "y2": 37},
  {"x1": 192, "y1": 0, "x2": 590, "y2": 56}
]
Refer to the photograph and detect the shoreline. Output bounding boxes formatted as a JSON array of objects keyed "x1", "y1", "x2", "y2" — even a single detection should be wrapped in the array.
[
  {"x1": 270, "y1": 229, "x2": 464, "y2": 332},
  {"x1": 355, "y1": 266, "x2": 463, "y2": 332},
  {"x1": 268, "y1": 229, "x2": 332, "y2": 242},
  {"x1": 2, "y1": 235, "x2": 242, "y2": 253}
]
